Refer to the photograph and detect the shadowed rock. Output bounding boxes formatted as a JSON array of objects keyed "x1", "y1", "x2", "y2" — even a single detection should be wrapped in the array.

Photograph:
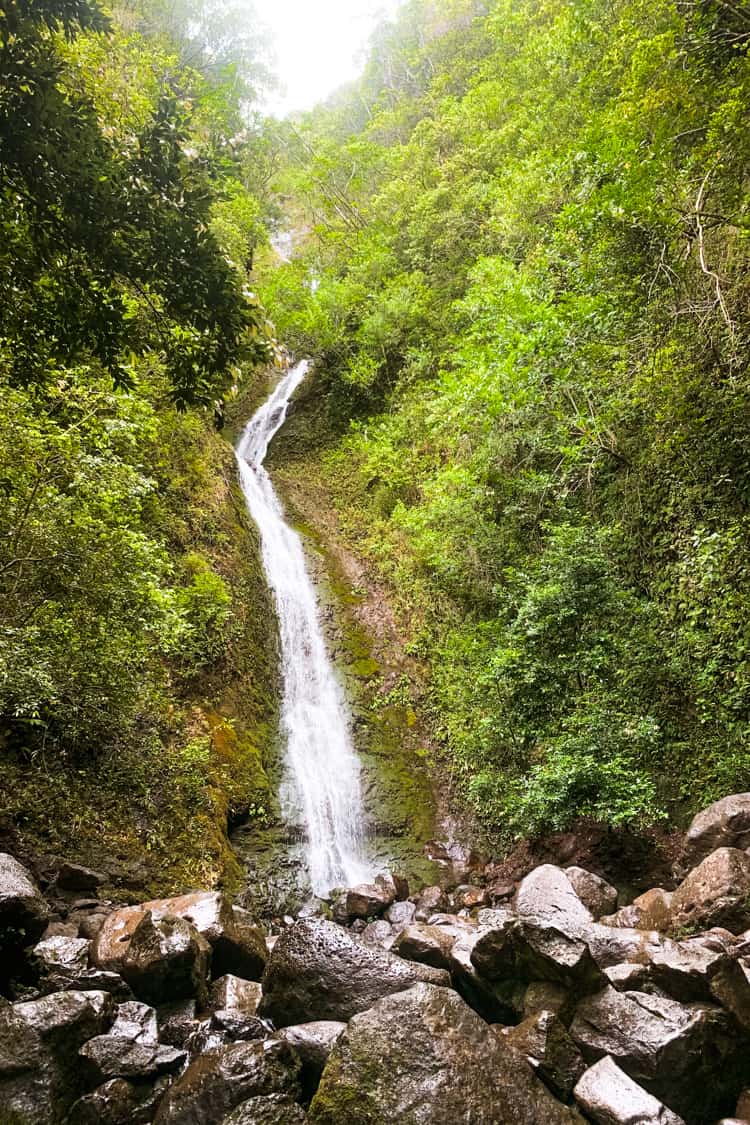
[
  {"x1": 565, "y1": 868, "x2": 618, "y2": 921},
  {"x1": 497, "y1": 1009, "x2": 586, "y2": 1100},
  {"x1": 120, "y1": 912, "x2": 211, "y2": 1008}
]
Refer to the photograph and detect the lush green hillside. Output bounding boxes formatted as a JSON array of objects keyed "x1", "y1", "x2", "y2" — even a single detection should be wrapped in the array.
[
  {"x1": 0, "y1": 0, "x2": 280, "y2": 892},
  {"x1": 259, "y1": 0, "x2": 750, "y2": 841}
]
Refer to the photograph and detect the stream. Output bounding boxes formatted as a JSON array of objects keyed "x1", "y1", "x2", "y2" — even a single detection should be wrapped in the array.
[{"x1": 235, "y1": 361, "x2": 374, "y2": 897}]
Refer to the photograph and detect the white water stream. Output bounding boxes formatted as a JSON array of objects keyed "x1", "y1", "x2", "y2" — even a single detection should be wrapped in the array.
[{"x1": 235, "y1": 362, "x2": 373, "y2": 896}]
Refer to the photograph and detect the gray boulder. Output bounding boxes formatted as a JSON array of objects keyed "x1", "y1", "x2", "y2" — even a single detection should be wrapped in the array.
[
  {"x1": 54, "y1": 860, "x2": 106, "y2": 893},
  {"x1": 121, "y1": 912, "x2": 211, "y2": 1007},
  {"x1": 360, "y1": 920, "x2": 394, "y2": 949},
  {"x1": 308, "y1": 982, "x2": 584, "y2": 1124},
  {"x1": 669, "y1": 848, "x2": 750, "y2": 934},
  {"x1": 79, "y1": 1034, "x2": 186, "y2": 1082},
  {"x1": 565, "y1": 868, "x2": 619, "y2": 920},
  {"x1": 447, "y1": 927, "x2": 526, "y2": 1024},
  {"x1": 385, "y1": 900, "x2": 416, "y2": 931},
  {"x1": 570, "y1": 985, "x2": 747, "y2": 1121},
  {"x1": 221, "y1": 1094, "x2": 308, "y2": 1123},
  {"x1": 276, "y1": 1022, "x2": 345, "y2": 1101},
  {"x1": 153, "y1": 1039, "x2": 301, "y2": 1125},
  {"x1": 111, "y1": 1000, "x2": 159, "y2": 1044},
  {"x1": 345, "y1": 882, "x2": 394, "y2": 921},
  {"x1": 684, "y1": 794, "x2": 750, "y2": 868},
  {"x1": 209, "y1": 976, "x2": 263, "y2": 1017},
  {"x1": 574, "y1": 1055, "x2": 686, "y2": 1124},
  {"x1": 497, "y1": 1009, "x2": 586, "y2": 1100},
  {"x1": 471, "y1": 910, "x2": 604, "y2": 992},
  {"x1": 413, "y1": 886, "x2": 447, "y2": 922},
  {"x1": 0, "y1": 852, "x2": 49, "y2": 946},
  {"x1": 258, "y1": 919, "x2": 450, "y2": 1027},
  {"x1": 515, "y1": 865, "x2": 593, "y2": 927},
  {"x1": 391, "y1": 923, "x2": 458, "y2": 971}
]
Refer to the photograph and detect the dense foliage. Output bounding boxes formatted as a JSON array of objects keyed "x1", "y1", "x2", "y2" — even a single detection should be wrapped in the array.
[{"x1": 261, "y1": 0, "x2": 750, "y2": 838}]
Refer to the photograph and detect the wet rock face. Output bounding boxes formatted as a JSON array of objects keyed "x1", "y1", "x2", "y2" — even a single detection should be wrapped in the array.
[
  {"x1": 345, "y1": 881, "x2": 394, "y2": 921},
  {"x1": 669, "y1": 848, "x2": 750, "y2": 934},
  {"x1": 0, "y1": 989, "x2": 115, "y2": 1121},
  {"x1": 0, "y1": 852, "x2": 50, "y2": 948},
  {"x1": 471, "y1": 910, "x2": 605, "y2": 992},
  {"x1": 209, "y1": 976, "x2": 263, "y2": 1017},
  {"x1": 308, "y1": 983, "x2": 584, "y2": 1124},
  {"x1": 683, "y1": 793, "x2": 750, "y2": 868},
  {"x1": 121, "y1": 912, "x2": 212, "y2": 1008},
  {"x1": 153, "y1": 1039, "x2": 301, "y2": 1125},
  {"x1": 574, "y1": 1055, "x2": 686, "y2": 1125},
  {"x1": 259, "y1": 919, "x2": 450, "y2": 1026},
  {"x1": 570, "y1": 985, "x2": 748, "y2": 1122}
]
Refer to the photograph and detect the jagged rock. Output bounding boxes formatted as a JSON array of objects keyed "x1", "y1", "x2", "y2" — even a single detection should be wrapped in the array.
[
  {"x1": 158, "y1": 1000, "x2": 199, "y2": 1050},
  {"x1": 413, "y1": 885, "x2": 448, "y2": 922},
  {"x1": 308, "y1": 982, "x2": 584, "y2": 1124},
  {"x1": 574, "y1": 1056, "x2": 686, "y2": 1124},
  {"x1": 210, "y1": 976, "x2": 263, "y2": 1016},
  {"x1": 0, "y1": 989, "x2": 115, "y2": 1121},
  {"x1": 94, "y1": 893, "x2": 266, "y2": 983},
  {"x1": 79, "y1": 1034, "x2": 186, "y2": 1082},
  {"x1": 471, "y1": 910, "x2": 605, "y2": 992},
  {"x1": 360, "y1": 920, "x2": 393, "y2": 948},
  {"x1": 570, "y1": 985, "x2": 747, "y2": 1121},
  {"x1": 497, "y1": 1009, "x2": 586, "y2": 1100},
  {"x1": 221, "y1": 1094, "x2": 308, "y2": 1123},
  {"x1": 565, "y1": 868, "x2": 619, "y2": 920},
  {"x1": 0, "y1": 852, "x2": 50, "y2": 945},
  {"x1": 345, "y1": 882, "x2": 394, "y2": 920},
  {"x1": 669, "y1": 848, "x2": 750, "y2": 935},
  {"x1": 600, "y1": 905, "x2": 643, "y2": 929},
  {"x1": 121, "y1": 912, "x2": 211, "y2": 1007},
  {"x1": 258, "y1": 919, "x2": 450, "y2": 1027},
  {"x1": 67, "y1": 1075, "x2": 173, "y2": 1124},
  {"x1": 54, "y1": 860, "x2": 106, "y2": 893},
  {"x1": 153, "y1": 1039, "x2": 301, "y2": 1125},
  {"x1": 515, "y1": 865, "x2": 593, "y2": 927},
  {"x1": 523, "y1": 981, "x2": 576, "y2": 1026},
  {"x1": 452, "y1": 885, "x2": 488, "y2": 910},
  {"x1": 375, "y1": 872, "x2": 407, "y2": 902},
  {"x1": 602, "y1": 890, "x2": 674, "y2": 932},
  {"x1": 34, "y1": 934, "x2": 90, "y2": 977},
  {"x1": 391, "y1": 923, "x2": 457, "y2": 970},
  {"x1": 183, "y1": 1018, "x2": 227, "y2": 1056},
  {"x1": 276, "y1": 1021, "x2": 345, "y2": 1101},
  {"x1": 447, "y1": 926, "x2": 526, "y2": 1023},
  {"x1": 111, "y1": 1000, "x2": 159, "y2": 1044},
  {"x1": 209, "y1": 1010, "x2": 270, "y2": 1042},
  {"x1": 384, "y1": 900, "x2": 415, "y2": 931},
  {"x1": 683, "y1": 794, "x2": 750, "y2": 868}
]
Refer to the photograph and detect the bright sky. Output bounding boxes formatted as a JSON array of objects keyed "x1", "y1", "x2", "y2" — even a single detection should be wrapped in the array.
[{"x1": 253, "y1": 0, "x2": 402, "y2": 116}]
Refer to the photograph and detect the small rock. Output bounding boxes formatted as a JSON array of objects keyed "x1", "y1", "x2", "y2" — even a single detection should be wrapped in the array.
[
  {"x1": 54, "y1": 861, "x2": 106, "y2": 893},
  {"x1": 157, "y1": 1000, "x2": 198, "y2": 1050},
  {"x1": 413, "y1": 885, "x2": 448, "y2": 922},
  {"x1": 33, "y1": 935, "x2": 90, "y2": 978},
  {"x1": 361, "y1": 920, "x2": 394, "y2": 948},
  {"x1": 384, "y1": 900, "x2": 415, "y2": 931},
  {"x1": 345, "y1": 882, "x2": 394, "y2": 921},
  {"x1": 574, "y1": 1055, "x2": 686, "y2": 1125},
  {"x1": 66, "y1": 1076, "x2": 171, "y2": 1125},
  {"x1": 207, "y1": 1010, "x2": 270, "y2": 1042},
  {"x1": 515, "y1": 865, "x2": 593, "y2": 927},
  {"x1": 221, "y1": 1094, "x2": 308, "y2": 1123},
  {"x1": 452, "y1": 885, "x2": 488, "y2": 910},
  {"x1": 565, "y1": 868, "x2": 619, "y2": 920},
  {"x1": 392, "y1": 923, "x2": 457, "y2": 971}
]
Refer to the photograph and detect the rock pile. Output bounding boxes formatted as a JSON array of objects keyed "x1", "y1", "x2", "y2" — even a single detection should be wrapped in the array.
[{"x1": 3, "y1": 793, "x2": 750, "y2": 1121}]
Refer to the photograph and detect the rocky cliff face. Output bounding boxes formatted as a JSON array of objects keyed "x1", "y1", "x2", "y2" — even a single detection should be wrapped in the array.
[{"x1": 3, "y1": 793, "x2": 750, "y2": 1123}]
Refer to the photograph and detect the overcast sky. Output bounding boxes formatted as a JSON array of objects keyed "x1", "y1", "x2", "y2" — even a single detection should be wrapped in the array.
[{"x1": 253, "y1": 0, "x2": 402, "y2": 116}]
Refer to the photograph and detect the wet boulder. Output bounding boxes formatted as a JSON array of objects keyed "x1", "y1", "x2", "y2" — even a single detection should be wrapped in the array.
[
  {"x1": 94, "y1": 892, "x2": 266, "y2": 983},
  {"x1": 345, "y1": 883, "x2": 394, "y2": 921},
  {"x1": 221, "y1": 1094, "x2": 308, "y2": 1123},
  {"x1": 683, "y1": 794, "x2": 750, "y2": 868},
  {"x1": 53, "y1": 860, "x2": 106, "y2": 893},
  {"x1": 158, "y1": 1000, "x2": 199, "y2": 1051},
  {"x1": 208, "y1": 1010, "x2": 270, "y2": 1043},
  {"x1": 0, "y1": 852, "x2": 50, "y2": 947},
  {"x1": 111, "y1": 1000, "x2": 159, "y2": 1044},
  {"x1": 601, "y1": 890, "x2": 674, "y2": 932},
  {"x1": 471, "y1": 910, "x2": 605, "y2": 992},
  {"x1": 391, "y1": 923, "x2": 458, "y2": 971},
  {"x1": 669, "y1": 848, "x2": 750, "y2": 935},
  {"x1": 497, "y1": 1009, "x2": 586, "y2": 1101},
  {"x1": 0, "y1": 989, "x2": 115, "y2": 1121},
  {"x1": 209, "y1": 976, "x2": 263, "y2": 1017},
  {"x1": 360, "y1": 920, "x2": 394, "y2": 949},
  {"x1": 574, "y1": 1055, "x2": 686, "y2": 1125},
  {"x1": 153, "y1": 1038, "x2": 301, "y2": 1125},
  {"x1": 66, "y1": 1076, "x2": 173, "y2": 1125},
  {"x1": 121, "y1": 912, "x2": 211, "y2": 1007},
  {"x1": 570, "y1": 985, "x2": 747, "y2": 1122},
  {"x1": 308, "y1": 982, "x2": 584, "y2": 1124},
  {"x1": 515, "y1": 865, "x2": 593, "y2": 927},
  {"x1": 258, "y1": 919, "x2": 450, "y2": 1027},
  {"x1": 452, "y1": 885, "x2": 488, "y2": 911},
  {"x1": 79, "y1": 1034, "x2": 186, "y2": 1083},
  {"x1": 447, "y1": 926, "x2": 526, "y2": 1024},
  {"x1": 276, "y1": 1022, "x2": 345, "y2": 1101},
  {"x1": 565, "y1": 868, "x2": 618, "y2": 921},
  {"x1": 413, "y1": 886, "x2": 448, "y2": 922},
  {"x1": 385, "y1": 900, "x2": 415, "y2": 931},
  {"x1": 523, "y1": 981, "x2": 577, "y2": 1026}
]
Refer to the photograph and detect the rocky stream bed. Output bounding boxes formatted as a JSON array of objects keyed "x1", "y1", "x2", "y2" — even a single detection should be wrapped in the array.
[{"x1": 4, "y1": 792, "x2": 750, "y2": 1123}]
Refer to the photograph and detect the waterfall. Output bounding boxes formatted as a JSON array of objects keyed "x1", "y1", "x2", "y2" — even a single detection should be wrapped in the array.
[{"x1": 235, "y1": 361, "x2": 373, "y2": 896}]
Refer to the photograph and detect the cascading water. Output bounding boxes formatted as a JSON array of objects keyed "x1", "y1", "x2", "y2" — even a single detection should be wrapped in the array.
[{"x1": 235, "y1": 361, "x2": 373, "y2": 896}]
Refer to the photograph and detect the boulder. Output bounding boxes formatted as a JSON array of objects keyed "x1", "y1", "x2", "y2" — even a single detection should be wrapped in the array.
[
  {"x1": 497, "y1": 1009, "x2": 586, "y2": 1100},
  {"x1": 258, "y1": 919, "x2": 450, "y2": 1027},
  {"x1": 413, "y1": 886, "x2": 448, "y2": 922},
  {"x1": 276, "y1": 1022, "x2": 345, "y2": 1101},
  {"x1": 384, "y1": 900, "x2": 415, "y2": 931},
  {"x1": 570, "y1": 985, "x2": 747, "y2": 1121},
  {"x1": 574, "y1": 1055, "x2": 686, "y2": 1124},
  {"x1": 0, "y1": 852, "x2": 50, "y2": 945},
  {"x1": 66, "y1": 1076, "x2": 173, "y2": 1125},
  {"x1": 515, "y1": 865, "x2": 593, "y2": 927},
  {"x1": 54, "y1": 860, "x2": 106, "y2": 893},
  {"x1": 684, "y1": 794, "x2": 750, "y2": 868},
  {"x1": 221, "y1": 1095, "x2": 308, "y2": 1123},
  {"x1": 345, "y1": 883, "x2": 393, "y2": 921},
  {"x1": 0, "y1": 989, "x2": 115, "y2": 1121},
  {"x1": 669, "y1": 848, "x2": 750, "y2": 934},
  {"x1": 157, "y1": 1000, "x2": 199, "y2": 1050},
  {"x1": 79, "y1": 1035, "x2": 186, "y2": 1082},
  {"x1": 120, "y1": 912, "x2": 211, "y2": 1007},
  {"x1": 209, "y1": 976, "x2": 263, "y2": 1017},
  {"x1": 523, "y1": 981, "x2": 577, "y2": 1026},
  {"x1": 360, "y1": 920, "x2": 393, "y2": 949},
  {"x1": 308, "y1": 982, "x2": 584, "y2": 1124},
  {"x1": 93, "y1": 893, "x2": 266, "y2": 983},
  {"x1": 471, "y1": 911, "x2": 605, "y2": 992},
  {"x1": 111, "y1": 1000, "x2": 159, "y2": 1044},
  {"x1": 32, "y1": 934, "x2": 133, "y2": 999},
  {"x1": 209, "y1": 1011, "x2": 270, "y2": 1043},
  {"x1": 565, "y1": 868, "x2": 619, "y2": 920},
  {"x1": 447, "y1": 927, "x2": 526, "y2": 1024},
  {"x1": 153, "y1": 1039, "x2": 301, "y2": 1125},
  {"x1": 452, "y1": 885, "x2": 488, "y2": 910},
  {"x1": 391, "y1": 923, "x2": 457, "y2": 971}
]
